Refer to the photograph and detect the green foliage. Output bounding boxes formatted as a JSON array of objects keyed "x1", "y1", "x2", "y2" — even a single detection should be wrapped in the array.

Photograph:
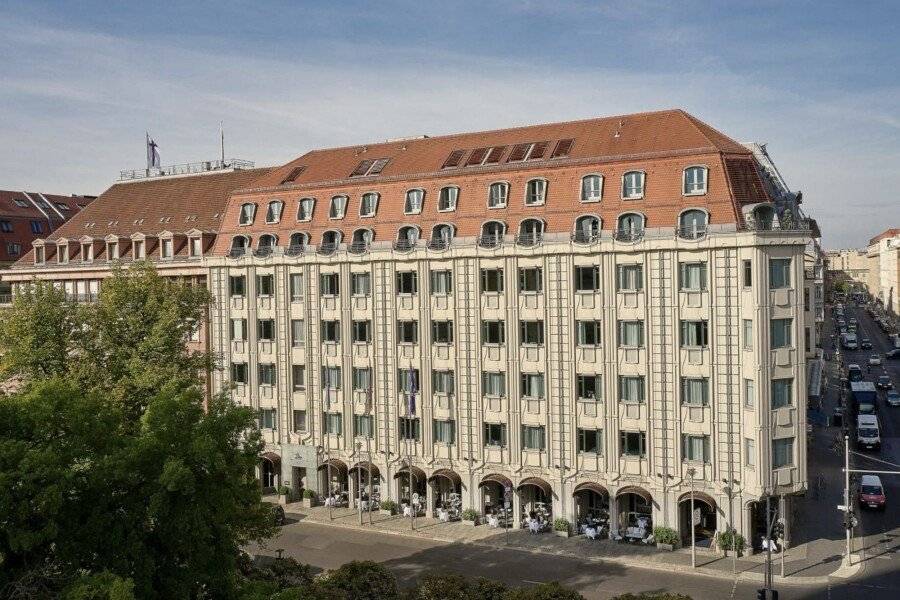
[
  {"x1": 322, "y1": 561, "x2": 399, "y2": 600},
  {"x1": 303, "y1": 488, "x2": 317, "y2": 499},
  {"x1": 609, "y1": 593, "x2": 692, "y2": 600},
  {"x1": 553, "y1": 518, "x2": 571, "y2": 532},
  {"x1": 278, "y1": 485, "x2": 292, "y2": 496},
  {"x1": 403, "y1": 572, "x2": 508, "y2": 600},
  {"x1": 61, "y1": 571, "x2": 136, "y2": 600},
  {"x1": 716, "y1": 529, "x2": 746, "y2": 551},
  {"x1": 462, "y1": 508, "x2": 480, "y2": 521},
  {"x1": 380, "y1": 499, "x2": 398, "y2": 513},
  {"x1": 652, "y1": 527, "x2": 679, "y2": 546},
  {"x1": 504, "y1": 581, "x2": 585, "y2": 600}
]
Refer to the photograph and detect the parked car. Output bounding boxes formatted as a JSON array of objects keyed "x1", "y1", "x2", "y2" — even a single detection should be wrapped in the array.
[
  {"x1": 886, "y1": 391, "x2": 900, "y2": 407},
  {"x1": 887, "y1": 348, "x2": 900, "y2": 359},
  {"x1": 860, "y1": 338, "x2": 873, "y2": 349},
  {"x1": 877, "y1": 375, "x2": 893, "y2": 390},
  {"x1": 847, "y1": 364, "x2": 863, "y2": 383},
  {"x1": 858, "y1": 475, "x2": 886, "y2": 510},
  {"x1": 849, "y1": 318, "x2": 858, "y2": 326},
  {"x1": 869, "y1": 354, "x2": 883, "y2": 366}
]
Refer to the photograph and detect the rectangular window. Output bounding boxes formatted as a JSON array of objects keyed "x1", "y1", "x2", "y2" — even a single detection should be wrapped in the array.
[
  {"x1": 484, "y1": 423, "x2": 507, "y2": 447},
  {"x1": 576, "y1": 320, "x2": 602, "y2": 346},
  {"x1": 745, "y1": 438, "x2": 755, "y2": 467},
  {"x1": 257, "y1": 319, "x2": 275, "y2": 341},
  {"x1": 770, "y1": 318, "x2": 793, "y2": 349},
  {"x1": 771, "y1": 378, "x2": 793, "y2": 409},
  {"x1": 772, "y1": 437, "x2": 794, "y2": 469},
  {"x1": 680, "y1": 320, "x2": 709, "y2": 347},
  {"x1": 519, "y1": 267, "x2": 543, "y2": 293},
  {"x1": 430, "y1": 270, "x2": 452, "y2": 295},
  {"x1": 620, "y1": 431, "x2": 647, "y2": 457},
  {"x1": 617, "y1": 320, "x2": 644, "y2": 348},
  {"x1": 431, "y1": 320, "x2": 454, "y2": 344},
  {"x1": 322, "y1": 366, "x2": 342, "y2": 389},
  {"x1": 679, "y1": 262, "x2": 707, "y2": 291},
  {"x1": 397, "y1": 320, "x2": 418, "y2": 344},
  {"x1": 293, "y1": 410, "x2": 307, "y2": 432},
  {"x1": 433, "y1": 419, "x2": 456, "y2": 444},
  {"x1": 519, "y1": 320, "x2": 544, "y2": 345},
  {"x1": 354, "y1": 415, "x2": 374, "y2": 439},
  {"x1": 742, "y1": 319, "x2": 753, "y2": 350},
  {"x1": 520, "y1": 373, "x2": 545, "y2": 399},
  {"x1": 803, "y1": 288, "x2": 810, "y2": 312},
  {"x1": 617, "y1": 264, "x2": 643, "y2": 291},
  {"x1": 352, "y1": 367, "x2": 371, "y2": 391},
  {"x1": 325, "y1": 413, "x2": 343, "y2": 436},
  {"x1": 230, "y1": 318, "x2": 247, "y2": 341},
  {"x1": 681, "y1": 377, "x2": 709, "y2": 406},
  {"x1": 229, "y1": 275, "x2": 246, "y2": 297},
  {"x1": 744, "y1": 378, "x2": 755, "y2": 409},
  {"x1": 352, "y1": 320, "x2": 371, "y2": 343},
  {"x1": 291, "y1": 320, "x2": 304, "y2": 347},
  {"x1": 578, "y1": 429, "x2": 603, "y2": 454},
  {"x1": 480, "y1": 268, "x2": 504, "y2": 293},
  {"x1": 769, "y1": 258, "x2": 791, "y2": 289},
  {"x1": 481, "y1": 320, "x2": 505, "y2": 345},
  {"x1": 133, "y1": 240, "x2": 145, "y2": 259},
  {"x1": 108, "y1": 242, "x2": 119, "y2": 260},
  {"x1": 289, "y1": 273, "x2": 303, "y2": 301},
  {"x1": 577, "y1": 374, "x2": 602, "y2": 401},
  {"x1": 256, "y1": 274, "x2": 274, "y2": 297},
  {"x1": 161, "y1": 239, "x2": 173, "y2": 258},
  {"x1": 292, "y1": 365, "x2": 306, "y2": 391},
  {"x1": 521, "y1": 425, "x2": 545, "y2": 451},
  {"x1": 258, "y1": 363, "x2": 276, "y2": 385},
  {"x1": 231, "y1": 362, "x2": 248, "y2": 383},
  {"x1": 618, "y1": 376, "x2": 645, "y2": 403},
  {"x1": 433, "y1": 370, "x2": 455, "y2": 395},
  {"x1": 575, "y1": 265, "x2": 601, "y2": 292},
  {"x1": 29, "y1": 221, "x2": 42, "y2": 234},
  {"x1": 743, "y1": 260, "x2": 752, "y2": 288},
  {"x1": 321, "y1": 320, "x2": 340, "y2": 343},
  {"x1": 189, "y1": 237, "x2": 202, "y2": 257},
  {"x1": 482, "y1": 372, "x2": 505, "y2": 396},
  {"x1": 399, "y1": 417, "x2": 420, "y2": 440},
  {"x1": 682, "y1": 435, "x2": 710, "y2": 462},
  {"x1": 396, "y1": 271, "x2": 418, "y2": 295},
  {"x1": 438, "y1": 186, "x2": 458, "y2": 211},
  {"x1": 0, "y1": 220, "x2": 11, "y2": 233},
  {"x1": 320, "y1": 273, "x2": 339, "y2": 296},
  {"x1": 260, "y1": 409, "x2": 276, "y2": 430},
  {"x1": 351, "y1": 272, "x2": 371, "y2": 296},
  {"x1": 397, "y1": 368, "x2": 420, "y2": 393}
]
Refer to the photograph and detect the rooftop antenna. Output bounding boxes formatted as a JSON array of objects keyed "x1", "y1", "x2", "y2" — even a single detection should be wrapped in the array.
[{"x1": 220, "y1": 121, "x2": 225, "y2": 165}]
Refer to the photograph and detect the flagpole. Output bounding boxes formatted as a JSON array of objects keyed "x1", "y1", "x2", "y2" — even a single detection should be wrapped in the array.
[{"x1": 220, "y1": 121, "x2": 225, "y2": 165}]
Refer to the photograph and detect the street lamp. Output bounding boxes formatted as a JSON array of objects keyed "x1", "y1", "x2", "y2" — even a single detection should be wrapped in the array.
[{"x1": 356, "y1": 441, "x2": 363, "y2": 526}]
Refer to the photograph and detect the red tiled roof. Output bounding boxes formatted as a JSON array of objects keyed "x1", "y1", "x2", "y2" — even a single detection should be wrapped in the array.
[
  {"x1": 868, "y1": 229, "x2": 900, "y2": 246},
  {"x1": 0, "y1": 190, "x2": 95, "y2": 263}
]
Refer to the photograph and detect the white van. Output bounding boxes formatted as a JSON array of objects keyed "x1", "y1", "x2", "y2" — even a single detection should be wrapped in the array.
[{"x1": 856, "y1": 414, "x2": 881, "y2": 450}]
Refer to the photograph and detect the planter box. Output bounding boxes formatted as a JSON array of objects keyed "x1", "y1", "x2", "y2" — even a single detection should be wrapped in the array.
[
  {"x1": 656, "y1": 543, "x2": 675, "y2": 551},
  {"x1": 278, "y1": 494, "x2": 290, "y2": 506},
  {"x1": 555, "y1": 530, "x2": 571, "y2": 538},
  {"x1": 302, "y1": 497, "x2": 317, "y2": 509},
  {"x1": 462, "y1": 519, "x2": 478, "y2": 527},
  {"x1": 379, "y1": 509, "x2": 395, "y2": 516}
]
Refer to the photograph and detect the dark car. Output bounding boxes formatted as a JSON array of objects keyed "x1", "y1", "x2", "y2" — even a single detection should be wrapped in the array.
[
  {"x1": 877, "y1": 375, "x2": 893, "y2": 390},
  {"x1": 887, "y1": 348, "x2": 900, "y2": 359},
  {"x1": 860, "y1": 338, "x2": 873, "y2": 349},
  {"x1": 886, "y1": 391, "x2": 900, "y2": 407}
]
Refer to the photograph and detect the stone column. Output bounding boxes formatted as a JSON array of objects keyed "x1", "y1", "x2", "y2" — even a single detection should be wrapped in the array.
[
  {"x1": 426, "y1": 479, "x2": 435, "y2": 517},
  {"x1": 512, "y1": 488, "x2": 522, "y2": 529}
]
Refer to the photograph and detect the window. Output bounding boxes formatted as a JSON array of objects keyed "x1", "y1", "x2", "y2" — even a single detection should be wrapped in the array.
[
  {"x1": 681, "y1": 377, "x2": 709, "y2": 406},
  {"x1": 34, "y1": 246, "x2": 45, "y2": 263},
  {"x1": 81, "y1": 243, "x2": 93, "y2": 262},
  {"x1": 678, "y1": 262, "x2": 707, "y2": 291},
  {"x1": 57, "y1": 244, "x2": 68, "y2": 264},
  {"x1": 397, "y1": 320, "x2": 418, "y2": 344},
  {"x1": 293, "y1": 410, "x2": 307, "y2": 432},
  {"x1": 479, "y1": 221, "x2": 505, "y2": 248},
  {"x1": 257, "y1": 274, "x2": 274, "y2": 297},
  {"x1": 803, "y1": 288, "x2": 810, "y2": 312},
  {"x1": 442, "y1": 150, "x2": 466, "y2": 169},
  {"x1": 680, "y1": 320, "x2": 709, "y2": 347},
  {"x1": 397, "y1": 225, "x2": 420, "y2": 250},
  {"x1": 482, "y1": 372, "x2": 505, "y2": 396},
  {"x1": 322, "y1": 366, "x2": 341, "y2": 389},
  {"x1": 742, "y1": 260, "x2": 752, "y2": 288},
  {"x1": 292, "y1": 365, "x2": 306, "y2": 391},
  {"x1": 770, "y1": 318, "x2": 793, "y2": 349},
  {"x1": 399, "y1": 417, "x2": 420, "y2": 440},
  {"x1": 354, "y1": 415, "x2": 374, "y2": 439},
  {"x1": 257, "y1": 319, "x2": 275, "y2": 341},
  {"x1": 517, "y1": 219, "x2": 544, "y2": 246},
  {"x1": 430, "y1": 224, "x2": 454, "y2": 249},
  {"x1": 350, "y1": 228, "x2": 372, "y2": 252},
  {"x1": 771, "y1": 378, "x2": 793, "y2": 409},
  {"x1": 239, "y1": 203, "x2": 256, "y2": 225},
  {"x1": 228, "y1": 275, "x2": 246, "y2": 297},
  {"x1": 617, "y1": 264, "x2": 643, "y2": 291},
  {"x1": 288, "y1": 232, "x2": 308, "y2": 250},
  {"x1": 349, "y1": 158, "x2": 389, "y2": 177},
  {"x1": 572, "y1": 215, "x2": 601, "y2": 245},
  {"x1": 289, "y1": 273, "x2": 303, "y2": 301},
  {"x1": 576, "y1": 320, "x2": 602, "y2": 346},
  {"x1": 189, "y1": 237, "x2": 202, "y2": 257},
  {"x1": 260, "y1": 409, "x2": 277, "y2": 430},
  {"x1": 396, "y1": 271, "x2": 418, "y2": 295},
  {"x1": 481, "y1": 320, "x2": 505, "y2": 345},
  {"x1": 257, "y1": 234, "x2": 277, "y2": 253},
  {"x1": 161, "y1": 239, "x2": 173, "y2": 259},
  {"x1": 352, "y1": 320, "x2": 371, "y2": 343},
  {"x1": 575, "y1": 265, "x2": 600, "y2": 292},
  {"x1": 521, "y1": 426, "x2": 545, "y2": 450},
  {"x1": 745, "y1": 438, "x2": 755, "y2": 467},
  {"x1": 433, "y1": 370, "x2": 455, "y2": 395},
  {"x1": 769, "y1": 258, "x2": 791, "y2": 289},
  {"x1": 231, "y1": 362, "x2": 248, "y2": 383},
  {"x1": 622, "y1": 171, "x2": 645, "y2": 199},
  {"x1": 352, "y1": 367, "x2": 371, "y2": 392},
  {"x1": 577, "y1": 374, "x2": 602, "y2": 401},
  {"x1": 321, "y1": 320, "x2": 340, "y2": 343},
  {"x1": 682, "y1": 435, "x2": 710, "y2": 462},
  {"x1": 12, "y1": 198, "x2": 27, "y2": 207},
  {"x1": 328, "y1": 195, "x2": 348, "y2": 219},
  {"x1": 744, "y1": 379, "x2": 755, "y2": 409},
  {"x1": 438, "y1": 186, "x2": 458, "y2": 212},
  {"x1": 683, "y1": 166, "x2": 708, "y2": 195},
  {"x1": 230, "y1": 318, "x2": 247, "y2": 341},
  {"x1": 616, "y1": 213, "x2": 644, "y2": 241},
  {"x1": 742, "y1": 320, "x2": 753, "y2": 350},
  {"x1": 467, "y1": 146, "x2": 506, "y2": 166},
  {"x1": 432, "y1": 320, "x2": 454, "y2": 344},
  {"x1": 325, "y1": 414, "x2": 343, "y2": 436},
  {"x1": 404, "y1": 189, "x2": 424, "y2": 214},
  {"x1": 0, "y1": 220, "x2": 11, "y2": 233},
  {"x1": 430, "y1": 270, "x2": 452, "y2": 295},
  {"x1": 481, "y1": 268, "x2": 504, "y2": 293},
  {"x1": 620, "y1": 431, "x2": 647, "y2": 457},
  {"x1": 258, "y1": 364, "x2": 276, "y2": 385},
  {"x1": 106, "y1": 241, "x2": 119, "y2": 260},
  {"x1": 520, "y1": 320, "x2": 544, "y2": 345},
  {"x1": 360, "y1": 192, "x2": 379, "y2": 217},
  {"x1": 550, "y1": 138, "x2": 574, "y2": 158},
  {"x1": 488, "y1": 182, "x2": 508, "y2": 208},
  {"x1": 678, "y1": 209, "x2": 708, "y2": 239},
  {"x1": 351, "y1": 272, "x2": 371, "y2": 296},
  {"x1": 524, "y1": 179, "x2": 547, "y2": 206},
  {"x1": 772, "y1": 437, "x2": 794, "y2": 469},
  {"x1": 266, "y1": 200, "x2": 284, "y2": 223},
  {"x1": 617, "y1": 320, "x2": 644, "y2": 348},
  {"x1": 433, "y1": 420, "x2": 455, "y2": 444},
  {"x1": 29, "y1": 220, "x2": 42, "y2": 234},
  {"x1": 578, "y1": 429, "x2": 603, "y2": 454},
  {"x1": 289, "y1": 319, "x2": 304, "y2": 347},
  {"x1": 484, "y1": 423, "x2": 507, "y2": 447},
  {"x1": 581, "y1": 174, "x2": 603, "y2": 202},
  {"x1": 520, "y1": 373, "x2": 545, "y2": 398},
  {"x1": 519, "y1": 267, "x2": 542, "y2": 293},
  {"x1": 133, "y1": 240, "x2": 145, "y2": 259},
  {"x1": 297, "y1": 198, "x2": 315, "y2": 221},
  {"x1": 320, "y1": 273, "x2": 339, "y2": 296},
  {"x1": 618, "y1": 376, "x2": 645, "y2": 403}
]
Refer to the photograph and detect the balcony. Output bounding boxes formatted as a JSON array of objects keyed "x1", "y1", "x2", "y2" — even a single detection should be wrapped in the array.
[
  {"x1": 571, "y1": 231, "x2": 600, "y2": 245},
  {"x1": 515, "y1": 233, "x2": 543, "y2": 248},
  {"x1": 614, "y1": 228, "x2": 644, "y2": 243},
  {"x1": 477, "y1": 234, "x2": 503, "y2": 250},
  {"x1": 347, "y1": 241, "x2": 370, "y2": 255},
  {"x1": 676, "y1": 226, "x2": 707, "y2": 241}
]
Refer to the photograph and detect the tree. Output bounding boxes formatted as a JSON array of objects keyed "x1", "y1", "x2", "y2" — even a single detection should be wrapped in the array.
[
  {"x1": 322, "y1": 561, "x2": 399, "y2": 600},
  {"x1": 404, "y1": 572, "x2": 508, "y2": 600},
  {"x1": 609, "y1": 594, "x2": 692, "y2": 600},
  {"x1": 503, "y1": 582, "x2": 585, "y2": 600}
]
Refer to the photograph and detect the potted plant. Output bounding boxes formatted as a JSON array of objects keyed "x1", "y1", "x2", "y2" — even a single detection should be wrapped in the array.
[
  {"x1": 379, "y1": 499, "x2": 398, "y2": 516},
  {"x1": 301, "y1": 488, "x2": 317, "y2": 508},
  {"x1": 461, "y1": 508, "x2": 479, "y2": 526},
  {"x1": 717, "y1": 529, "x2": 746, "y2": 557},
  {"x1": 553, "y1": 518, "x2": 571, "y2": 538},
  {"x1": 653, "y1": 526, "x2": 679, "y2": 551},
  {"x1": 277, "y1": 484, "x2": 292, "y2": 505}
]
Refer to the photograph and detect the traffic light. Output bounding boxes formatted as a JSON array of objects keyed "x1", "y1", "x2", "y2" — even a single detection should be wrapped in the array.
[{"x1": 757, "y1": 589, "x2": 767, "y2": 600}]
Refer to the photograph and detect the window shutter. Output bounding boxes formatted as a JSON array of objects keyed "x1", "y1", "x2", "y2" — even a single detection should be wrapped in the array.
[
  {"x1": 528, "y1": 141, "x2": 549, "y2": 160},
  {"x1": 441, "y1": 149, "x2": 466, "y2": 169},
  {"x1": 280, "y1": 166, "x2": 306, "y2": 184},
  {"x1": 466, "y1": 147, "x2": 489, "y2": 166},
  {"x1": 550, "y1": 138, "x2": 574, "y2": 158},
  {"x1": 484, "y1": 146, "x2": 506, "y2": 164},
  {"x1": 507, "y1": 143, "x2": 531, "y2": 162},
  {"x1": 369, "y1": 158, "x2": 389, "y2": 175},
  {"x1": 350, "y1": 160, "x2": 374, "y2": 177}
]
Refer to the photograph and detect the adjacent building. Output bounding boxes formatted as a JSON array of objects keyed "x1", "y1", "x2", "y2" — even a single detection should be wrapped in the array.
[{"x1": 866, "y1": 229, "x2": 900, "y2": 317}]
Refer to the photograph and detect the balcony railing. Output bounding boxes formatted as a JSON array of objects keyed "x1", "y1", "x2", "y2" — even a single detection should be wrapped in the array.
[
  {"x1": 515, "y1": 233, "x2": 543, "y2": 248},
  {"x1": 229, "y1": 248, "x2": 248, "y2": 258},
  {"x1": 427, "y1": 237, "x2": 451, "y2": 251},
  {"x1": 477, "y1": 234, "x2": 503, "y2": 249},
  {"x1": 676, "y1": 227, "x2": 707, "y2": 241},
  {"x1": 348, "y1": 241, "x2": 370, "y2": 255},
  {"x1": 253, "y1": 247, "x2": 274, "y2": 258},
  {"x1": 285, "y1": 244, "x2": 305, "y2": 257},
  {"x1": 119, "y1": 158, "x2": 255, "y2": 181},
  {"x1": 743, "y1": 217, "x2": 814, "y2": 232},
  {"x1": 317, "y1": 242, "x2": 339, "y2": 256},
  {"x1": 393, "y1": 239, "x2": 417, "y2": 252},
  {"x1": 614, "y1": 228, "x2": 644, "y2": 243},
  {"x1": 571, "y1": 231, "x2": 600, "y2": 245}
]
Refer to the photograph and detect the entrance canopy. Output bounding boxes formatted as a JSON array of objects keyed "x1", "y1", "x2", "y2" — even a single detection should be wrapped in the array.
[
  {"x1": 428, "y1": 468, "x2": 462, "y2": 487},
  {"x1": 518, "y1": 477, "x2": 552, "y2": 497},
  {"x1": 480, "y1": 473, "x2": 512, "y2": 489},
  {"x1": 617, "y1": 486, "x2": 652, "y2": 504},
  {"x1": 573, "y1": 482, "x2": 608, "y2": 497}
]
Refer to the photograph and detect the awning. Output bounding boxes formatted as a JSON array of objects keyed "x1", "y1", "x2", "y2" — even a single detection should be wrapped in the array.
[
  {"x1": 428, "y1": 468, "x2": 462, "y2": 487},
  {"x1": 616, "y1": 486, "x2": 652, "y2": 504},
  {"x1": 517, "y1": 477, "x2": 552, "y2": 497},
  {"x1": 677, "y1": 490, "x2": 717, "y2": 510},
  {"x1": 394, "y1": 465, "x2": 426, "y2": 482},
  {"x1": 480, "y1": 473, "x2": 513, "y2": 489},
  {"x1": 260, "y1": 451, "x2": 281, "y2": 465},
  {"x1": 573, "y1": 482, "x2": 609, "y2": 497},
  {"x1": 317, "y1": 458, "x2": 348, "y2": 475},
  {"x1": 349, "y1": 461, "x2": 380, "y2": 478}
]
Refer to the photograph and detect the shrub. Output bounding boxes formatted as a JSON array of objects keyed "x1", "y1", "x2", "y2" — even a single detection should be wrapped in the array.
[
  {"x1": 404, "y1": 572, "x2": 508, "y2": 600},
  {"x1": 652, "y1": 527, "x2": 679, "y2": 546},
  {"x1": 504, "y1": 581, "x2": 585, "y2": 599},
  {"x1": 717, "y1": 529, "x2": 746, "y2": 551},
  {"x1": 462, "y1": 508, "x2": 480, "y2": 521},
  {"x1": 278, "y1": 485, "x2": 292, "y2": 496},
  {"x1": 380, "y1": 499, "x2": 398, "y2": 513},
  {"x1": 62, "y1": 571, "x2": 136, "y2": 600},
  {"x1": 302, "y1": 488, "x2": 316, "y2": 499},
  {"x1": 610, "y1": 594, "x2": 692, "y2": 600},
  {"x1": 553, "y1": 518, "x2": 570, "y2": 532},
  {"x1": 323, "y1": 561, "x2": 399, "y2": 600}
]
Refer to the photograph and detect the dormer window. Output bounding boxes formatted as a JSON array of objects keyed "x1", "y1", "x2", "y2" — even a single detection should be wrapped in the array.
[
  {"x1": 257, "y1": 234, "x2": 277, "y2": 256},
  {"x1": 517, "y1": 219, "x2": 544, "y2": 247},
  {"x1": 396, "y1": 226, "x2": 420, "y2": 251},
  {"x1": 404, "y1": 189, "x2": 424, "y2": 215},
  {"x1": 57, "y1": 243, "x2": 69, "y2": 264},
  {"x1": 678, "y1": 209, "x2": 708, "y2": 240},
  {"x1": 524, "y1": 179, "x2": 547, "y2": 206},
  {"x1": 683, "y1": 166, "x2": 708, "y2": 196},
  {"x1": 488, "y1": 182, "x2": 508, "y2": 208},
  {"x1": 622, "y1": 171, "x2": 645, "y2": 200},
  {"x1": 616, "y1": 213, "x2": 645, "y2": 242},
  {"x1": 479, "y1": 221, "x2": 505, "y2": 249},
  {"x1": 230, "y1": 236, "x2": 249, "y2": 257},
  {"x1": 319, "y1": 230, "x2": 341, "y2": 255},
  {"x1": 429, "y1": 224, "x2": 454, "y2": 250},
  {"x1": 350, "y1": 228, "x2": 373, "y2": 254},
  {"x1": 574, "y1": 215, "x2": 601, "y2": 244},
  {"x1": 581, "y1": 174, "x2": 603, "y2": 202},
  {"x1": 107, "y1": 241, "x2": 119, "y2": 260},
  {"x1": 189, "y1": 237, "x2": 203, "y2": 257},
  {"x1": 265, "y1": 200, "x2": 284, "y2": 224},
  {"x1": 329, "y1": 195, "x2": 347, "y2": 219},
  {"x1": 438, "y1": 186, "x2": 458, "y2": 212},
  {"x1": 160, "y1": 238, "x2": 174, "y2": 259},
  {"x1": 289, "y1": 232, "x2": 309, "y2": 250},
  {"x1": 34, "y1": 246, "x2": 45, "y2": 264},
  {"x1": 81, "y1": 243, "x2": 93, "y2": 262},
  {"x1": 239, "y1": 203, "x2": 256, "y2": 225},
  {"x1": 297, "y1": 197, "x2": 315, "y2": 221},
  {"x1": 133, "y1": 240, "x2": 145, "y2": 260},
  {"x1": 360, "y1": 192, "x2": 379, "y2": 217}
]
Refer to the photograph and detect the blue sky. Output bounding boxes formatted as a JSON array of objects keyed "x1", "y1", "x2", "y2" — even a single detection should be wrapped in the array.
[{"x1": 1, "y1": 1, "x2": 898, "y2": 248}]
